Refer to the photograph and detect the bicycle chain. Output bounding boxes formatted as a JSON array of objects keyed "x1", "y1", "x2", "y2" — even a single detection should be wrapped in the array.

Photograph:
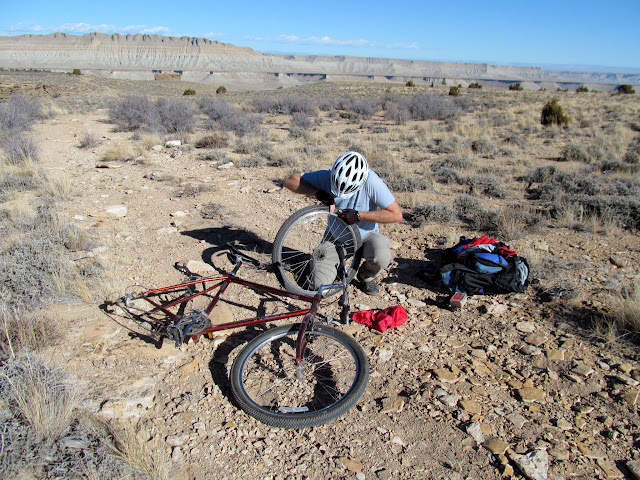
[{"x1": 165, "y1": 310, "x2": 212, "y2": 348}]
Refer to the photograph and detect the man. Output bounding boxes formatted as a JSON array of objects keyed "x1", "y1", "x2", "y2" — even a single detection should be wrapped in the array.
[{"x1": 283, "y1": 151, "x2": 403, "y2": 295}]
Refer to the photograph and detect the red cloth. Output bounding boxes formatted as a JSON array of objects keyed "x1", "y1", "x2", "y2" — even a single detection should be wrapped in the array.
[{"x1": 352, "y1": 305, "x2": 408, "y2": 333}]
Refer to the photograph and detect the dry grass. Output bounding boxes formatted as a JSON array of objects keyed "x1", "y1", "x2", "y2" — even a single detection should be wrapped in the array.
[
  {"x1": 0, "y1": 354, "x2": 82, "y2": 441},
  {"x1": 102, "y1": 140, "x2": 136, "y2": 162},
  {"x1": 109, "y1": 421, "x2": 173, "y2": 480}
]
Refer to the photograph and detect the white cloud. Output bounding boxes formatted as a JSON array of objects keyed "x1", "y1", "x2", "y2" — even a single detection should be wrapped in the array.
[
  {"x1": 385, "y1": 42, "x2": 419, "y2": 50},
  {"x1": 203, "y1": 32, "x2": 225, "y2": 39},
  {"x1": 5, "y1": 22, "x2": 170, "y2": 36}
]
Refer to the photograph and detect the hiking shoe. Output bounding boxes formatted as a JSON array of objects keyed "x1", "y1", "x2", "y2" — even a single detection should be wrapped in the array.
[{"x1": 360, "y1": 278, "x2": 380, "y2": 296}]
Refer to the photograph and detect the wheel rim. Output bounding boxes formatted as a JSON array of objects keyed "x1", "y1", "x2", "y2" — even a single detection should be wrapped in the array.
[
  {"x1": 277, "y1": 210, "x2": 360, "y2": 295},
  {"x1": 238, "y1": 329, "x2": 362, "y2": 417}
]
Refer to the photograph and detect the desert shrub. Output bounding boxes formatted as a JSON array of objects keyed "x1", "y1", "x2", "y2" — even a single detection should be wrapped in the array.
[
  {"x1": 2, "y1": 132, "x2": 40, "y2": 164},
  {"x1": 449, "y1": 86, "x2": 461, "y2": 96},
  {"x1": 427, "y1": 137, "x2": 458, "y2": 154},
  {"x1": 251, "y1": 96, "x2": 316, "y2": 115},
  {"x1": 465, "y1": 173, "x2": 508, "y2": 198},
  {"x1": 0, "y1": 354, "x2": 80, "y2": 441},
  {"x1": 195, "y1": 132, "x2": 228, "y2": 149},
  {"x1": 560, "y1": 144, "x2": 588, "y2": 162},
  {"x1": 376, "y1": 168, "x2": 431, "y2": 192},
  {"x1": 0, "y1": 201, "x2": 76, "y2": 311},
  {"x1": 0, "y1": 356, "x2": 141, "y2": 479},
  {"x1": 291, "y1": 112, "x2": 312, "y2": 130},
  {"x1": 281, "y1": 96, "x2": 317, "y2": 115},
  {"x1": 0, "y1": 93, "x2": 46, "y2": 132},
  {"x1": 183, "y1": 88, "x2": 196, "y2": 96},
  {"x1": 233, "y1": 139, "x2": 272, "y2": 157},
  {"x1": 497, "y1": 204, "x2": 544, "y2": 239},
  {"x1": 406, "y1": 80, "x2": 415, "y2": 87},
  {"x1": 347, "y1": 99, "x2": 378, "y2": 118},
  {"x1": 617, "y1": 84, "x2": 635, "y2": 94},
  {"x1": 454, "y1": 194, "x2": 500, "y2": 232},
  {"x1": 468, "y1": 82, "x2": 482, "y2": 89},
  {"x1": 410, "y1": 203, "x2": 455, "y2": 225},
  {"x1": 576, "y1": 85, "x2": 589, "y2": 93},
  {"x1": 432, "y1": 166, "x2": 464, "y2": 185},
  {"x1": 471, "y1": 139, "x2": 496, "y2": 156},
  {"x1": 78, "y1": 130, "x2": 100, "y2": 149},
  {"x1": 216, "y1": 85, "x2": 227, "y2": 94},
  {"x1": 71, "y1": 68, "x2": 82, "y2": 75},
  {"x1": 155, "y1": 98, "x2": 196, "y2": 133},
  {"x1": 199, "y1": 96, "x2": 236, "y2": 120},
  {"x1": 408, "y1": 94, "x2": 463, "y2": 121},
  {"x1": 220, "y1": 112, "x2": 261, "y2": 136},
  {"x1": 560, "y1": 194, "x2": 640, "y2": 229},
  {"x1": 526, "y1": 165, "x2": 558, "y2": 186},
  {"x1": 237, "y1": 156, "x2": 267, "y2": 168},
  {"x1": 596, "y1": 158, "x2": 639, "y2": 174},
  {"x1": 384, "y1": 104, "x2": 410, "y2": 125},
  {"x1": 509, "y1": 83, "x2": 523, "y2": 91},
  {"x1": 197, "y1": 151, "x2": 227, "y2": 162},
  {"x1": 541, "y1": 98, "x2": 570, "y2": 127},
  {"x1": 107, "y1": 95, "x2": 157, "y2": 131}
]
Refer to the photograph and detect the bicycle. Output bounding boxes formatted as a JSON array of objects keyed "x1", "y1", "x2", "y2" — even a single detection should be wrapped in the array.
[{"x1": 112, "y1": 243, "x2": 369, "y2": 429}]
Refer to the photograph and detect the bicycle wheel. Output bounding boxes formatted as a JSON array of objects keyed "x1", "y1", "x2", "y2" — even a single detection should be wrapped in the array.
[
  {"x1": 230, "y1": 323, "x2": 369, "y2": 428},
  {"x1": 272, "y1": 205, "x2": 362, "y2": 296}
]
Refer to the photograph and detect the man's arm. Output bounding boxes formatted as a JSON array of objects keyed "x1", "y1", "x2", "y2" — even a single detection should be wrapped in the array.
[
  {"x1": 357, "y1": 200, "x2": 403, "y2": 224},
  {"x1": 283, "y1": 172, "x2": 320, "y2": 196}
]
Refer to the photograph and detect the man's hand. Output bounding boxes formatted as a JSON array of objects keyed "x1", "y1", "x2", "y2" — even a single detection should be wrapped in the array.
[
  {"x1": 314, "y1": 189, "x2": 335, "y2": 206},
  {"x1": 337, "y1": 209, "x2": 360, "y2": 225}
]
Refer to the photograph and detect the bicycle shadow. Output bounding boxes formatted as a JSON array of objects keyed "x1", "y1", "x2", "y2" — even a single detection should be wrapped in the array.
[
  {"x1": 207, "y1": 325, "x2": 271, "y2": 401},
  {"x1": 180, "y1": 226, "x2": 273, "y2": 272}
]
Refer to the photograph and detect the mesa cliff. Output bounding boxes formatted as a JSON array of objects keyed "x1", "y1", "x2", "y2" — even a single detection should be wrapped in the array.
[{"x1": 1, "y1": 32, "x2": 638, "y2": 90}]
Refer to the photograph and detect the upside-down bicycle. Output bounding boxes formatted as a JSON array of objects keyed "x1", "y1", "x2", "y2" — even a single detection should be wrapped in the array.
[{"x1": 113, "y1": 207, "x2": 367, "y2": 429}]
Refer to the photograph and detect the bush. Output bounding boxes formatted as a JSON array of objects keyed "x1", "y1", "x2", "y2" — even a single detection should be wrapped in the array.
[
  {"x1": 406, "y1": 80, "x2": 415, "y2": 87},
  {"x1": 291, "y1": 112, "x2": 312, "y2": 130},
  {"x1": 199, "y1": 96, "x2": 236, "y2": 121},
  {"x1": 183, "y1": 88, "x2": 196, "y2": 96},
  {"x1": 195, "y1": 132, "x2": 229, "y2": 149},
  {"x1": 71, "y1": 68, "x2": 82, "y2": 75},
  {"x1": 576, "y1": 85, "x2": 589, "y2": 93},
  {"x1": 408, "y1": 94, "x2": 463, "y2": 121},
  {"x1": 617, "y1": 84, "x2": 635, "y2": 94},
  {"x1": 2, "y1": 132, "x2": 40, "y2": 164},
  {"x1": 541, "y1": 97, "x2": 570, "y2": 127},
  {"x1": 509, "y1": 83, "x2": 523, "y2": 91},
  {"x1": 561, "y1": 144, "x2": 588, "y2": 162},
  {"x1": 155, "y1": 98, "x2": 197, "y2": 133},
  {"x1": 219, "y1": 112, "x2": 262, "y2": 137},
  {"x1": 107, "y1": 95, "x2": 157, "y2": 131},
  {"x1": 78, "y1": 130, "x2": 100, "y2": 149},
  {"x1": 216, "y1": 85, "x2": 227, "y2": 94},
  {"x1": 465, "y1": 173, "x2": 508, "y2": 198},
  {"x1": 449, "y1": 86, "x2": 461, "y2": 96},
  {"x1": 0, "y1": 93, "x2": 46, "y2": 132},
  {"x1": 410, "y1": 203, "x2": 455, "y2": 225},
  {"x1": 468, "y1": 82, "x2": 482, "y2": 89}
]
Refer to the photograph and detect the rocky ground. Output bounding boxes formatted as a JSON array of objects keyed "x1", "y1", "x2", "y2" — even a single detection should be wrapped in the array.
[{"x1": 21, "y1": 95, "x2": 640, "y2": 480}]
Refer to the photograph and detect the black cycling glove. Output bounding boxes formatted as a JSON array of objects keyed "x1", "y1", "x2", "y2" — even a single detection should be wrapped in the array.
[
  {"x1": 315, "y1": 189, "x2": 335, "y2": 206},
  {"x1": 337, "y1": 209, "x2": 361, "y2": 225}
]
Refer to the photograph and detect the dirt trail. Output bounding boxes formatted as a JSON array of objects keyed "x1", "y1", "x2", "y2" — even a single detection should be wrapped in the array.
[{"x1": 32, "y1": 109, "x2": 640, "y2": 480}]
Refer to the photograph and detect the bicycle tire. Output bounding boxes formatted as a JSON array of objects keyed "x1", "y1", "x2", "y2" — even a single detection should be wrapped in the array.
[
  {"x1": 230, "y1": 323, "x2": 369, "y2": 428},
  {"x1": 272, "y1": 205, "x2": 362, "y2": 296}
]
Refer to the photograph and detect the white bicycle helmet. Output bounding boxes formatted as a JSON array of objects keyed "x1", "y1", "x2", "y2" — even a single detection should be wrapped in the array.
[{"x1": 330, "y1": 151, "x2": 369, "y2": 198}]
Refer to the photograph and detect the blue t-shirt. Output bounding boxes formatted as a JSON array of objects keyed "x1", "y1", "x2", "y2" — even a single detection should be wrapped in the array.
[{"x1": 301, "y1": 169, "x2": 396, "y2": 236}]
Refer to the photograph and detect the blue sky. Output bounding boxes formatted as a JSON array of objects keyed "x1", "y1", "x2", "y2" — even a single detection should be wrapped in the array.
[{"x1": 2, "y1": 1, "x2": 639, "y2": 72}]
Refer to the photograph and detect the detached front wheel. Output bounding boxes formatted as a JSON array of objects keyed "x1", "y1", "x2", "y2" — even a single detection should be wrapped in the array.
[
  {"x1": 272, "y1": 205, "x2": 362, "y2": 296},
  {"x1": 230, "y1": 323, "x2": 369, "y2": 429}
]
